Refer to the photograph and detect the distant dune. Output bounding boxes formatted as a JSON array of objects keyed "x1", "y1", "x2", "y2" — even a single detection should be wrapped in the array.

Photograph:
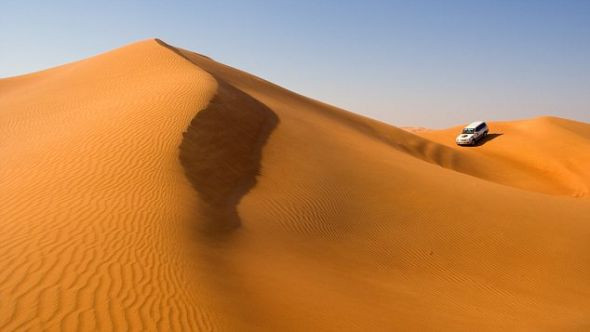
[{"x1": 1, "y1": 39, "x2": 589, "y2": 331}]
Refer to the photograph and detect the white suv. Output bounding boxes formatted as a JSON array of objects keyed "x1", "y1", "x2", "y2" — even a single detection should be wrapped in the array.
[{"x1": 456, "y1": 121, "x2": 488, "y2": 146}]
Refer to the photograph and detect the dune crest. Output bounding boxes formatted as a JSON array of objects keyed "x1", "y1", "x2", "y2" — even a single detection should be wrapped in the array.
[
  {"x1": 1, "y1": 39, "x2": 590, "y2": 330},
  {"x1": 163, "y1": 41, "x2": 590, "y2": 198}
]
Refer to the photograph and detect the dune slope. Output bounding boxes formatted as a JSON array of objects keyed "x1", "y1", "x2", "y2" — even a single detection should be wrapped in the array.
[
  {"x1": 0, "y1": 40, "x2": 220, "y2": 331},
  {"x1": 415, "y1": 116, "x2": 590, "y2": 197},
  {"x1": 1, "y1": 39, "x2": 590, "y2": 331}
]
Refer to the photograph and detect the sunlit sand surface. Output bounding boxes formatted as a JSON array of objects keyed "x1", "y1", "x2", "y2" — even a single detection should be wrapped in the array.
[{"x1": 1, "y1": 39, "x2": 589, "y2": 330}]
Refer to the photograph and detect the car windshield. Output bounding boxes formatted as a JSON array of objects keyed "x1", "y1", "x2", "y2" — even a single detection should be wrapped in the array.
[{"x1": 462, "y1": 128, "x2": 475, "y2": 134}]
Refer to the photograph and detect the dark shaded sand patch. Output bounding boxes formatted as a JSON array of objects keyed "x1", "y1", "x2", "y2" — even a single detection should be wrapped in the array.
[
  {"x1": 179, "y1": 80, "x2": 278, "y2": 232},
  {"x1": 476, "y1": 133, "x2": 503, "y2": 146}
]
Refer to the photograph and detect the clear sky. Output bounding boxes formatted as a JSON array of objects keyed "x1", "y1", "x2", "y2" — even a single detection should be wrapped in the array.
[{"x1": 1, "y1": 0, "x2": 589, "y2": 128}]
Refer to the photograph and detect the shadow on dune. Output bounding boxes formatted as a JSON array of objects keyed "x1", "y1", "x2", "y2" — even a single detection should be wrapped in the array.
[
  {"x1": 474, "y1": 133, "x2": 503, "y2": 146},
  {"x1": 157, "y1": 38, "x2": 280, "y2": 233},
  {"x1": 179, "y1": 80, "x2": 278, "y2": 233}
]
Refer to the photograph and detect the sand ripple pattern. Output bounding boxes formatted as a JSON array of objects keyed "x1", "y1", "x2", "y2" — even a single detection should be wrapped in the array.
[{"x1": 0, "y1": 40, "x2": 221, "y2": 330}]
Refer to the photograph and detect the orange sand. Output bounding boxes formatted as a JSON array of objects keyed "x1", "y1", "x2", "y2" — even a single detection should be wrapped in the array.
[{"x1": 1, "y1": 39, "x2": 589, "y2": 330}]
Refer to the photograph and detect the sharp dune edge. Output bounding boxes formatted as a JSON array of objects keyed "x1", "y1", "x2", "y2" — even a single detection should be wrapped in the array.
[{"x1": 0, "y1": 39, "x2": 589, "y2": 330}]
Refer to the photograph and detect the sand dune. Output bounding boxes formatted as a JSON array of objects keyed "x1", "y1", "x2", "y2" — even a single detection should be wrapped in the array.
[
  {"x1": 415, "y1": 117, "x2": 590, "y2": 197},
  {"x1": 1, "y1": 39, "x2": 590, "y2": 330}
]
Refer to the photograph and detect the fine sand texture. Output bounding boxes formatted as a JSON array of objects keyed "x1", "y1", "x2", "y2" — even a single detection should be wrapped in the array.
[{"x1": 1, "y1": 39, "x2": 590, "y2": 331}]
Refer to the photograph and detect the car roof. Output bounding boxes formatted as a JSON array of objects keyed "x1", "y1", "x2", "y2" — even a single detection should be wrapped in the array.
[{"x1": 465, "y1": 121, "x2": 486, "y2": 129}]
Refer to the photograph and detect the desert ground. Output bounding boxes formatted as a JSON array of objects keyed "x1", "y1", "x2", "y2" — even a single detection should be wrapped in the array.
[{"x1": 1, "y1": 39, "x2": 589, "y2": 331}]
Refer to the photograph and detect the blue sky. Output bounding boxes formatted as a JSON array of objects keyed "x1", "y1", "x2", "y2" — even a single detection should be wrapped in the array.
[{"x1": 1, "y1": 0, "x2": 589, "y2": 127}]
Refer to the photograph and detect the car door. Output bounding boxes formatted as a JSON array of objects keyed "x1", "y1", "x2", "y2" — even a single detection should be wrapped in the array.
[{"x1": 474, "y1": 124, "x2": 483, "y2": 140}]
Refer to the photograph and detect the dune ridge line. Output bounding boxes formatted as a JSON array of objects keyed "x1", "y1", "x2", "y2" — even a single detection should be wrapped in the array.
[{"x1": 156, "y1": 39, "x2": 280, "y2": 231}]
